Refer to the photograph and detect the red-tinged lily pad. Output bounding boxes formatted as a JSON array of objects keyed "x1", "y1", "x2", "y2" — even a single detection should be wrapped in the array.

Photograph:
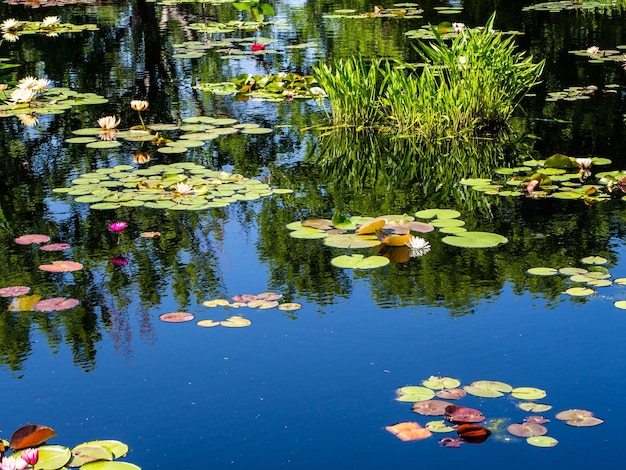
[
  {"x1": 34, "y1": 297, "x2": 80, "y2": 312},
  {"x1": 385, "y1": 422, "x2": 432, "y2": 441},
  {"x1": 439, "y1": 437, "x2": 463, "y2": 447},
  {"x1": 10, "y1": 424, "x2": 57, "y2": 450},
  {"x1": 555, "y1": 409, "x2": 604, "y2": 426},
  {"x1": 525, "y1": 416, "x2": 550, "y2": 424},
  {"x1": 507, "y1": 422, "x2": 548, "y2": 437},
  {"x1": 396, "y1": 386, "x2": 435, "y2": 402},
  {"x1": 456, "y1": 424, "x2": 491, "y2": 443},
  {"x1": 412, "y1": 400, "x2": 453, "y2": 416},
  {"x1": 0, "y1": 286, "x2": 30, "y2": 297},
  {"x1": 301, "y1": 218, "x2": 334, "y2": 230},
  {"x1": 40, "y1": 243, "x2": 71, "y2": 251},
  {"x1": 405, "y1": 221, "x2": 435, "y2": 233},
  {"x1": 422, "y1": 376, "x2": 461, "y2": 390},
  {"x1": 257, "y1": 292, "x2": 283, "y2": 301},
  {"x1": 232, "y1": 294, "x2": 258, "y2": 302},
  {"x1": 159, "y1": 312, "x2": 195, "y2": 322},
  {"x1": 445, "y1": 405, "x2": 485, "y2": 424},
  {"x1": 39, "y1": 261, "x2": 84, "y2": 272},
  {"x1": 435, "y1": 388, "x2": 467, "y2": 400},
  {"x1": 15, "y1": 234, "x2": 51, "y2": 245}
]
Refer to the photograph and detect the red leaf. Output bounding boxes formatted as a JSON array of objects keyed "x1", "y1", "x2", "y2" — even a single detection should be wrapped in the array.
[
  {"x1": 10, "y1": 424, "x2": 57, "y2": 450},
  {"x1": 456, "y1": 424, "x2": 491, "y2": 443},
  {"x1": 444, "y1": 405, "x2": 485, "y2": 424}
]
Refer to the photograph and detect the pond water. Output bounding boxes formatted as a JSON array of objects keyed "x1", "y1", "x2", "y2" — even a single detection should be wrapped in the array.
[{"x1": 1, "y1": 0, "x2": 626, "y2": 468}]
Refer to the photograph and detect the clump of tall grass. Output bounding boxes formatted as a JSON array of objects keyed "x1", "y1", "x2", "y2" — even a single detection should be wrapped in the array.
[{"x1": 313, "y1": 13, "x2": 544, "y2": 139}]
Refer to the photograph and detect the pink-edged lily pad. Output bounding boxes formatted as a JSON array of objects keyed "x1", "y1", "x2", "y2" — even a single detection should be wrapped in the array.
[
  {"x1": 445, "y1": 405, "x2": 485, "y2": 424},
  {"x1": 412, "y1": 400, "x2": 453, "y2": 416},
  {"x1": 405, "y1": 221, "x2": 435, "y2": 233},
  {"x1": 39, "y1": 261, "x2": 84, "y2": 272},
  {"x1": 525, "y1": 416, "x2": 550, "y2": 424},
  {"x1": 435, "y1": 388, "x2": 467, "y2": 400},
  {"x1": 507, "y1": 422, "x2": 548, "y2": 437},
  {"x1": 34, "y1": 297, "x2": 80, "y2": 312},
  {"x1": 40, "y1": 243, "x2": 71, "y2": 251},
  {"x1": 15, "y1": 234, "x2": 51, "y2": 245},
  {"x1": 555, "y1": 409, "x2": 604, "y2": 427},
  {"x1": 232, "y1": 294, "x2": 258, "y2": 302},
  {"x1": 0, "y1": 286, "x2": 31, "y2": 297},
  {"x1": 159, "y1": 312, "x2": 195, "y2": 323}
]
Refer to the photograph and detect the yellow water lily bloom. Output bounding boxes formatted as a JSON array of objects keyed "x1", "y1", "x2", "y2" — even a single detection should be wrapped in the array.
[{"x1": 97, "y1": 115, "x2": 121, "y2": 130}]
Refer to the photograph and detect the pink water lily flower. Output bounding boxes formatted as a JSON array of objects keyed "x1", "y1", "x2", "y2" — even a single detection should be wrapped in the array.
[
  {"x1": 109, "y1": 221, "x2": 128, "y2": 233},
  {"x1": 0, "y1": 456, "x2": 28, "y2": 470},
  {"x1": 20, "y1": 449, "x2": 38, "y2": 465},
  {"x1": 251, "y1": 42, "x2": 266, "y2": 51}
]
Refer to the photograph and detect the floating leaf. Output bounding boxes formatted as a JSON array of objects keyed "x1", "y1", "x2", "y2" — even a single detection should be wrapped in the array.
[
  {"x1": 80, "y1": 462, "x2": 141, "y2": 469},
  {"x1": 415, "y1": 209, "x2": 460, "y2": 219},
  {"x1": 8, "y1": 294, "x2": 42, "y2": 312},
  {"x1": 80, "y1": 440, "x2": 128, "y2": 458},
  {"x1": 69, "y1": 444, "x2": 113, "y2": 466},
  {"x1": 396, "y1": 386, "x2": 435, "y2": 402},
  {"x1": 519, "y1": 402, "x2": 552, "y2": 413},
  {"x1": 355, "y1": 219, "x2": 386, "y2": 235},
  {"x1": 0, "y1": 286, "x2": 30, "y2": 297},
  {"x1": 444, "y1": 405, "x2": 485, "y2": 424},
  {"x1": 15, "y1": 234, "x2": 51, "y2": 245},
  {"x1": 196, "y1": 319, "x2": 220, "y2": 327},
  {"x1": 511, "y1": 387, "x2": 547, "y2": 400},
  {"x1": 10, "y1": 425, "x2": 57, "y2": 450},
  {"x1": 442, "y1": 231, "x2": 508, "y2": 248},
  {"x1": 34, "y1": 297, "x2": 80, "y2": 312},
  {"x1": 614, "y1": 300, "x2": 626, "y2": 310},
  {"x1": 581, "y1": 255, "x2": 608, "y2": 265},
  {"x1": 456, "y1": 424, "x2": 491, "y2": 443},
  {"x1": 202, "y1": 299, "x2": 230, "y2": 307},
  {"x1": 256, "y1": 292, "x2": 283, "y2": 301},
  {"x1": 527, "y1": 267, "x2": 558, "y2": 276},
  {"x1": 40, "y1": 243, "x2": 71, "y2": 251},
  {"x1": 507, "y1": 423, "x2": 548, "y2": 437},
  {"x1": 323, "y1": 234, "x2": 380, "y2": 249},
  {"x1": 159, "y1": 312, "x2": 195, "y2": 322},
  {"x1": 425, "y1": 420, "x2": 455, "y2": 433},
  {"x1": 277, "y1": 302, "x2": 302, "y2": 311},
  {"x1": 559, "y1": 267, "x2": 588, "y2": 275},
  {"x1": 412, "y1": 400, "x2": 453, "y2": 416},
  {"x1": 555, "y1": 409, "x2": 604, "y2": 426},
  {"x1": 422, "y1": 376, "x2": 461, "y2": 390},
  {"x1": 385, "y1": 422, "x2": 432, "y2": 441},
  {"x1": 27, "y1": 444, "x2": 71, "y2": 469},
  {"x1": 39, "y1": 261, "x2": 84, "y2": 272},
  {"x1": 526, "y1": 436, "x2": 558, "y2": 447},
  {"x1": 435, "y1": 389, "x2": 467, "y2": 400},
  {"x1": 220, "y1": 316, "x2": 252, "y2": 327},
  {"x1": 464, "y1": 380, "x2": 513, "y2": 398},
  {"x1": 330, "y1": 254, "x2": 390, "y2": 270},
  {"x1": 565, "y1": 287, "x2": 595, "y2": 297}
]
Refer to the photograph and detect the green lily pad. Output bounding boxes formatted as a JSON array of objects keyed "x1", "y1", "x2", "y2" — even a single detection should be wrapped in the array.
[
  {"x1": 425, "y1": 420, "x2": 455, "y2": 433},
  {"x1": 79, "y1": 440, "x2": 128, "y2": 459},
  {"x1": 32, "y1": 445, "x2": 71, "y2": 469},
  {"x1": 442, "y1": 232, "x2": 508, "y2": 248},
  {"x1": 415, "y1": 209, "x2": 461, "y2": 219},
  {"x1": 422, "y1": 376, "x2": 461, "y2": 390},
  {"x1": 80, "y1": 462, "x2": 141, "y2": 469},
  {"x1": 331, "y1": 254, "x2": 390, "y2": 270},
  {"x1": 69, "y1": 444, "x2": 113, "y2": 466},
  {"x1": 240, "y1": 127, "x2": 273, "y2": 134},
  {"x1": 86, "y1": 141, "x2": 122, "y2": 149},
  {"x1": 519, "y1": 402, "x2": 552, "y2": 413},
  {"x1": 526, "y1": 436, "x2": 558, "y2": 447},
  {"x1": 511, "y1": 387, "x2": 547, "y2": 400},
  {"x1": 323, "y1": 234, "x2": 379, "y2": 249},
  {"x1": 289, "y1": 230, "x2": 328, "y2": 239},
  {"x1": 581, "y1": 255, "x2": 608, "y2": 265},
  {"x1": 395, "y1": 386, "x2": 435, "y2": 402},
  {"x1": 527, "y1": 267, "x2": 558, "y2": 276},
  {"x1": 430, "y1": 218, "x2": 465, "y2": 228},
  {"x1": 89, "y1": 202, "x2": 121, "y2": 210},
  {"x1": 559, "y1": 267, "x2": 588, "y2": 275},
  {"x1": 565, "y1": 287, "x2": 595, "y2": 297}
]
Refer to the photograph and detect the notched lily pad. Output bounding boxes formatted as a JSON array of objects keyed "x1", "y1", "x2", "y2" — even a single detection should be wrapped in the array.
[
  {"x1": 0, "y1": 286, "x2": 31, "y2": 297},
  {"x1": 507, "y1": 422, "x2": 548, "y2": 437},
  {"x1": 555, "y1": 409, "x2": 604, "y2": 427},
  {"x1": 395, "y1": 386, "x2": 435, "y2": 402}
]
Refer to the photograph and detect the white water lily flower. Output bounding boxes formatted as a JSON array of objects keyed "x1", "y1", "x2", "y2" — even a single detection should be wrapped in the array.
[
  {"x1": 2, "y1": 32, "x2": 19, "y2": 42},
  {"x1": 9, "y1": 87, "x2": 36, "y2": 104},
  {"x1": 33, "y1": 78, "x2": 50, "y2": 92},
  {"x1": 586, "y1": 46, "x2": 600, "y2": 54},
  {"x1": 97, "y1": 115, "x2": 121, "y2": 130},
  {"x1": 175, "y1": 182, "x2": 194, "y2": 195},
  {"x1": 406, "y1": 235, "x2": 431, "y2": 258},
  {"x1": 16, "y1": 113, "x2": 38, "y2": 127},
  {"x1": 576, "y1": 157, "x2": 592, "y2": 170},
  {"x1": 453, "y1": 22, "x2": 465, "y2": 34},
  {"x1": 1, "y1": 19, "x2": 19, "y2": 31},
  {"x1": 17, "y1": 76, "x2": 38, "y2": 89},
  {"x1": 42, "y1": 16, "x2": 60, "y2": 28}
]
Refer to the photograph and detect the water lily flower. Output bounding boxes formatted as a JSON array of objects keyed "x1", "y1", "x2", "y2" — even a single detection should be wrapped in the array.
[
  {"x1": 576, "y1": 157, "x2": 592, "y2": 179},
  {"x1": 309, "y1": 87, "x2": 326, "y2": 97},
  {"x1": 251, "y1": 42, "x2": 266, "y2": 51},
  {"x1": 527, "y1": 179, "x2": 539, "y2": 195},
  {"x1": 9, "y1": 88, "x2": 36, "y2": 104},
  {"x1": 109, "y1": 221, "x2": 128, "y2": 233},
  {"x1": 458, "y1": 55, "x2": 467, "y2": 67},
  {"x1": 174, "y1": 182, "x2": 193, "y2": 195},
  {"x1": 16, "y1": 113, "x2": 39, "y2": 126},
  {"x1": 33, "y1": 78, "x2": 51, "y2": 92},
  {"x1": 110, "y1": 257, "x2": 128, "y2": 266},
  {"x1": 0, "y1": 456, "x2": 28, "y2": 470},
  {"x1": 20, "y1": 448, "x2": 38, "y2": 466},
  {"x1": 41, "y1": 16, "x2": 60, "y2": 28},
  {"x1": 97, "y1": 115, "x2": 121, "y2": 130},
  {"x1": 130, "y1": 100, "x2": 149, "y2": 112},
  {"x1": 2, "y1": 32, "x2": 19, "y2": 42},
  {"x1": 1, "y1": 19, "x2": 19, "y2": 31},
  {"x1": 17, "y1": 76, "x2": 38, "y2": 89},
  {"x1": 453, "y1": 22, "x2": 465, "y2": 34},
  {"x1": 98, "y1": 130, "x2": 118, "y2": 141},
  {"x1": 406, "y1": 235, "x2": 431, "y2": 258},
  {"x1": 133, "y1": 151, "x2": 151, "y2": 164},
  {"x1": 586, "y1": 46, "x2": 600, "y2": 54}
]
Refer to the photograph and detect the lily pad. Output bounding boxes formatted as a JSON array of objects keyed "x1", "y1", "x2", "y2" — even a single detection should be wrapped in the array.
[
  {"x1": 425, "y1": 420, "x2": 455, "y2": 433},
  {"x1": 422, "y1": 376, "x2": 461, "y2": 390},
  {"x1": 412, "y1": 400, "x2": 453, "y2": 416},
  {"x1": 442, "y1": 231, "x2": 508, "y2": 248},
  {"x1": 323, "y1": 234, "x2": 379, "y2": 249},
  {"x1": 464, "y1": 380, "x2": 512, "y2": 398},
  {"x1": 10, "y1": 424, "x2": 57, "y2": 450},
  {"x1": 385, "y1": 422, "x2": 432, "y2": 441},
  {"x1": 78, "y1": 440, "x2": 128, "y2": 459},
  {"x1": 39, "y1": 261, "x2": 84, "y2": 272},
  {"x1": 435, "y1": 388, "x2": 467, "y2": 400},
  {"x1": 40, "y1": 243, "x2": 71, "y2": 251},
  {"x1": 159, "y1": 312, "x2": 195, "y2": 322},
  {"x1": 511, "y1": 387, "x2": 547, "y2": 400},
  {"x1": 581, "y1": 255, "x2": 608, "y2": 265},
  {"x1": 69, "y1": 444, "x2": 113, "y2": 466},
  {"x1": 277, "y1": 302, "x2": 302, "y2": 311},
  {"x1": 444, "y1": 405, "x2": 485, "y2": 424},
  {"x1": 519, "y1": 402, "x2": 552, "y2": 413},
  {"x1": 527, "y1": 267, "x2": 558, "y2": 276},
  {"x1": 555, "y1": 409, "x2": 604, "y2": 426},
  {"x1": 614, "y1": 300, "x2": 626, "y2": 309},
  {"x1": 0, "y1": 286, "x2": 30, "y2": 297},
  {"x1": 34, "y1": 297, "x2": 80, "y2": 312},
  {"x1": 330, "y1": 254, "x2": 390, "y2": 270},
  {"x1": 29, "y1": 445, "x2": 71, "y2": 469},
  {"x1": 565, "y1": 287, "x2": 595, "y2": 297},
  {"x1": 507, "y1": 423, "x2": 548, "y2": 437},
  {"x1": 196, "y1": 319, "x2": 220, "y2": 327},
  {"x1": 526, "y1": 435, "x2": 558, "y2": 447},
  {"x1": 415, "y1": 209, "x2": 460, "y2": 219},
  {"x1": 395, "y1": 386, "x2": 435, "y2": 402},
  {"x1": 80, "y1": 462, "x2": 141, "y2": 470},
  {"x1": 220, "y1": 316, "x2": 252, "y2": 327},
  {"x1": 15, "y1": 234, "x2": 51, "y2": 245}
]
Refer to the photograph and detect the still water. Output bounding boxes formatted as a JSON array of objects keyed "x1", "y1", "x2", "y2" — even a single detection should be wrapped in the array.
[{"x1": 0, "y1": 0, "x2": 626, "y2": 468}]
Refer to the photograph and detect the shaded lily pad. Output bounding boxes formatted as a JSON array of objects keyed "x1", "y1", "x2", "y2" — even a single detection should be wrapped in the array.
[
  {"x1": 159, "y1": 312, "x2": 195, "y2": 322},
  {"x1": 330, "y1": 254, "x2": 390, "y2": 270},
  {"x1": 34, "y1": 297, "x2": 80, "y2": 312},
  {"x1": 444, "y1": 405, "x2": 485, "y2": 424},
  {"x1": 323, "y1": 233, "x2": 379, "y2": 249}
]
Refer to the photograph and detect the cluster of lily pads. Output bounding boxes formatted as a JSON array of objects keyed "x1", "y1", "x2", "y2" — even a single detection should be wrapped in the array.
[
  {"x1": 569, "y1": 45, "x2": 626, "y2": 65},
  {"x1": 158, "y1": 292, "x2": 302, "y2": 328},
  {"x1": 173, "y1": 36, "x2": 278, "y2": 60},
  {"x1": 544, "y1": 84, "x2": 611, "y2": 102},
  {"x1": 405, "y1": 19, "x2": 515, "y2": 41},
  {"x1": 286, "y1": 210, "x2": 508, "y2": 270},
  {"x1": 527, "y1": 254, "x2": 626, "y2": 308},
  {"x1": 1, "y1": 423, "x2": 139, "y2": 469},
  {"x1": 460, "y1": 153, "x2": 625, "y2": 202},
  {"x1": 1, "y1": 233, "x2": 82, "y2": 312},
  {"x1": 388, "y1": 376, "x2": 602, "y2": 448},
  {"x1": 322, "y1": 4, "x2": 424, "y2": 20},
  {"x1": 53, "y1": 163, "x2": 292, "y2": 211},
  {"x1": 522, "y1": 1, "x2": 619, "y2": 12},
  {"x1": 196, "y1": 72, "x2": 324, "y2": 101},
  {"x1": 0, "y1": 16, "x2": 97, "y2": 41}
]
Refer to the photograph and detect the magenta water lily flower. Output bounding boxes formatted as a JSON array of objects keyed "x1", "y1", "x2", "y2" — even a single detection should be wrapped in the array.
[
  {"x1": 109, "y1": 221, "x2": 127, "y2": 233},
  {"x1": 0, "y1": 456, "x2": 28, "y2": 470},
  {"x1": 20, "y1": 449, "x2": 38, "y2": 466}
]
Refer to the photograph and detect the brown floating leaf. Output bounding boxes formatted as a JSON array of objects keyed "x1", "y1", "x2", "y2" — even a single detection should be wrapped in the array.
[
  {"x1": 0, "y1": 286, "x2": 31, "y2": 297},
  {"x1": 40, "y1": 243, "x2": 71, "y2": 251},
  {"x1": 10, "y1": 424, "x2": 57, "y2": 450},
  {"x1": 140, "y1": 231, "x2": 161, "y2": 238},
  {"x1": 435, "y1": 388, "x2": 467, "y2": 400},
  {"x1": 39, "y1": 261, "x2": 84, "y2": 272},
  {"x1": 34, "y1": 297, "x2": 80, "y2": 312},
  {"x1": 507, "y1": 423, "x2": 548, "y2": 437},
  {"x1": 445, "y1": 405, "x2": 485, "y2": 424},
  {"x1": 385, "y1": 422, "x2": 432, "y2": 441},
  {"x1": 159, "y1": 312, "x2": 195, "y2": 323},
  {"x1": 15, "y1": 234, "x2": 51, "y2": 245},
  {"x1": 412, "y1": 400, "x2": 453, "y2": 416},
  {"x1": 456, "y1": 424, "x2": 491, "y2": 443}
]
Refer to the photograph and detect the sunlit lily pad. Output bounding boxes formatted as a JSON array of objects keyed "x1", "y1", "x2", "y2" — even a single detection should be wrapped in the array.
[
  {"x1": 277, "y1": 302, "x2": 302, "y2": 311},
  {"x1": 565, "y1": 287, "x2": 595, "y2": 297},
  {"x1": 39, "y1": 260, "x2": 84, "y2": 272},
  {"x1": 385, "y1": 422, "x2": 432, "y2": 441},
  {"x1": 425, "y1": 420, "x2": 455, "y2": 433},
  {"x1": 159, "y1": 312, "x2": 195, "y2": 322},
  {"x1": 395, "y1": 386, "x2": 435, "y2": 402},
  {"x1": 331, "y1": 254, "x2": 390, "y2": 269},
  {"x1": 581, "y1": 255, "x2": 608, "y2": 265},
  {"x1": 220, "y1": 316, "x2": 252, "y2": 327},
  {"x1": 69, "y1": 444, "x2": 113, "y2": 466},
  {"x1": 412, "y1": 400, "x2": 453, "y2": 416},
  {"x1": 422, "y1": 376, "x2": 461, "y2": 390},
  {"x1": 559, "y1": 267, "x2": 588, "y2": 275},
  {"x1": 519, "y1": 402, "x2": 552, "y2": 413},
  {"x1": 196, "y1": 319, "x2": 220, "y2": 327},
  {"x1": 511, "y1": 387, "x2": 547, "y2": 400},
  {"x1": 28, "y1": 445, "x2": 71, "y2": 469},
  {"x1": 323, "y1": 234, "x2": 379, "y2": 249},
  {"x1": 289, "y1": 229, "x2": 328, "y2": 239},
  {"x1": 79, "y1": 440, "x2": 128, "y2": 459},
  {"x1": 81, "y1": 462, "x2": 141, "y2": 469},
  {"x1": 256, "y1": 292, "x2": 283, "y2": 301},
  {"x1": 464, "y1": 380, "x2": 512, "y2": 398},
  {"x1": 527, "y1": 267, "x2": 558, "y2": 276},
  {"x1": 0, "y1": 286, "x2": 30, "y2": 297},
  {"x1": 442, "y1": 231, "x2": 508, "y2": 248},
  {"x1": 507, "y1": 423, "x2": 548, "y2": 437},
  {"x1": 34, "y1": 297, "x2": 80, "y2": 312},
  {"x1": 526, "y1": 436, "x2": 557, "y2": 447},
  {"x1": 202, "y1": 299, "x2": 230, "y2": 307},
  {"x1": 614, "y1": 300, "x2": 626, "y2": 309},
  {"x1": 555, "y1": 409, "x2": 604, "y2": 426},
  {"x1": 415, "y1": 209, "x2": 461, "y2": 219}
]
